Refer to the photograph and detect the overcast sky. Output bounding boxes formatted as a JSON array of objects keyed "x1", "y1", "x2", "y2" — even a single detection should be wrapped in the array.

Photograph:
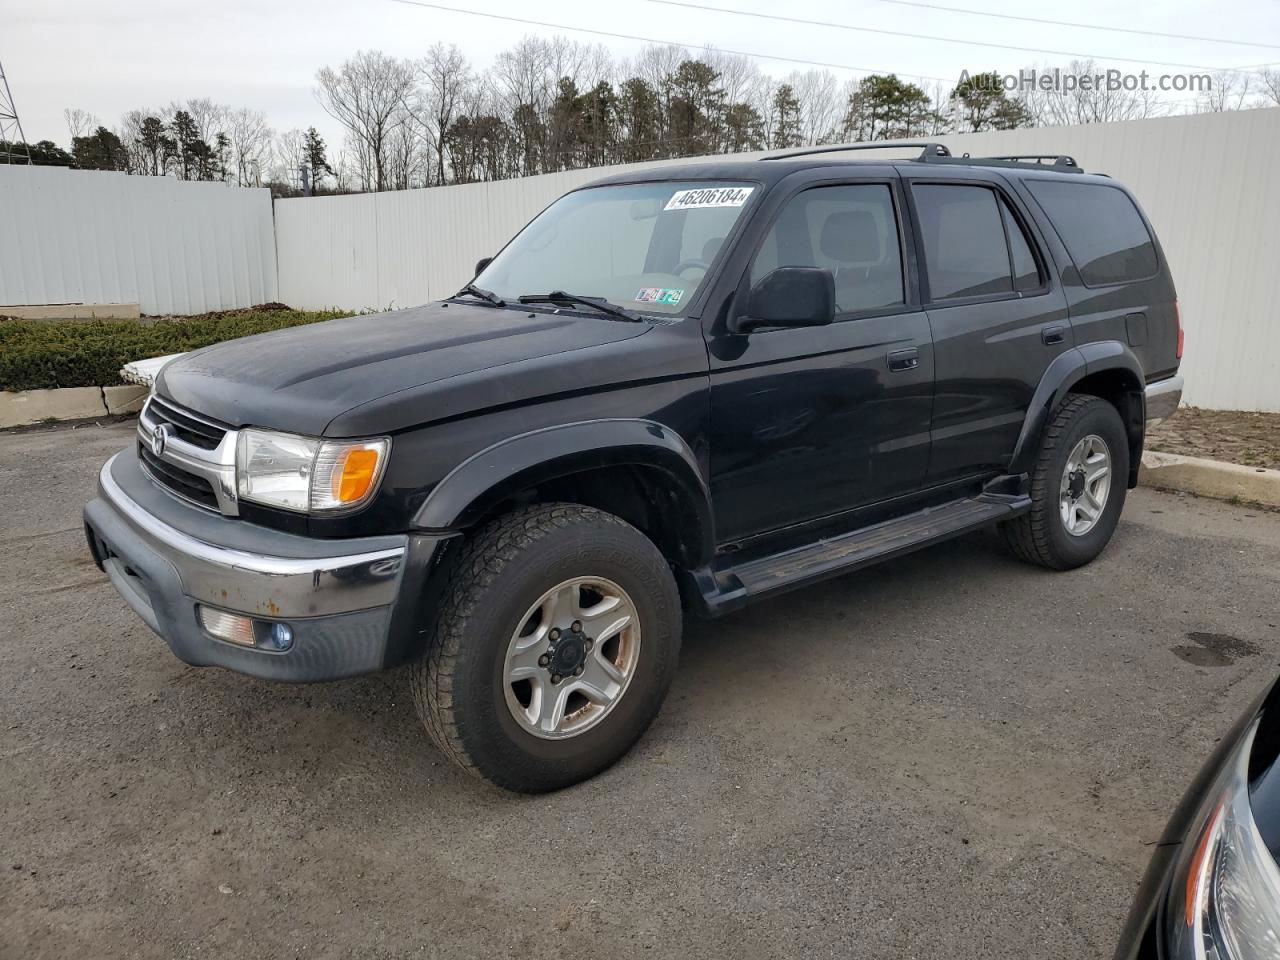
[{"x1": 4, "y1": 0, "x2": 1277, "y2": 150}]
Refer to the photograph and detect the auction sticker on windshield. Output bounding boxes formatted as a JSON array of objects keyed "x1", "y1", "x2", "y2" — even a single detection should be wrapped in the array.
[{"x1": 664, "y1": 186, "x2": 754, "y2": 211}]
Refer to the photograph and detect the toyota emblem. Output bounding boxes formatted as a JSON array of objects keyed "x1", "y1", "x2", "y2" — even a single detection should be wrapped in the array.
[{"x1": 152, "y1": 424, "x2": 170, "y2": 458}]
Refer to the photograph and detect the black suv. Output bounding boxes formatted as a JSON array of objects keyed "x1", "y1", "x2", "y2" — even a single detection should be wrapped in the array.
[{"x1": 84, "y1": 143, "x2": 1184, "y2": 792}]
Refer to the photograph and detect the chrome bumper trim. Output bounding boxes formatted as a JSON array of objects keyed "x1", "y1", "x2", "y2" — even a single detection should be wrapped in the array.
[
  {"x1": 1144, "y1": 374, "x2": 1183, "y2": 426},
  {"x1": 96, "y1": 454, "x2": 406, "y2": 618}
]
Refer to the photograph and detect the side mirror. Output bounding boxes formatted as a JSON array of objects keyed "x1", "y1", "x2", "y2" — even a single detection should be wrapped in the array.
[
  {"x1": 474, "y1": 256, "x2": 492, "y2": 276},
  {"x1": 731, "y1": 266, "x2": 835, "y2": 333}
]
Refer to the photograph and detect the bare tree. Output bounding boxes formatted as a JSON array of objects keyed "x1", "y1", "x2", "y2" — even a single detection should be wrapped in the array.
[
  {"x1": 1196, "y1": 70, "x2": 1253, "y2": 112},
  {"x1": 271, "y1": 128, "x2": 307, "y2": 187},
  {"x1": 226, "y1": 108, "x2": 273, "y2": 186},
  {"x1": 786, "y1": 70, "x2": 842, "y2": 145},
  {"x1": 331, "y1": 149, "x2": 355, "y2": 192},
  {"x1": 493, "y1": 36, "x2": 552, "y2": 177},
  {"x1": 1022, "y1": 60, "x2": 1162, "y2": 126},
  {"x1": 418, "y1": 43, "x2": 472, "y2": 186},
  {"x1": 64, "y1": 108, "x2": 98, "y2": 142},
  {"x1": 177, "y1": 97, "x2": 229, "y2": 146},
  {"x1": 315, "y1": 50, "x2": 417, "y2": 191},
  {"x1": 1260, "y1": 69, "x2": 1280, "y2": 107}
]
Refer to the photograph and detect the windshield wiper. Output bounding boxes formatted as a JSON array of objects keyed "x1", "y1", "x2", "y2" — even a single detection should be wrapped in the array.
[
  {"x1": 517, "y1": 290, "x2": 642, "y2": 323},
  {"x1": 452, "y1": 282, "x2": 506, "y2": 307}
]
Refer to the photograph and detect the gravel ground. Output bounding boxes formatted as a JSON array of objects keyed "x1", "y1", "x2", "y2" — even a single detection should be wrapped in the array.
[
  {"x1": 3, "y1": 420, "x2": 1279, "y2": 960},
  {"x1": 1147, "y1": 406, "x2": 1280, "y2": 469}
]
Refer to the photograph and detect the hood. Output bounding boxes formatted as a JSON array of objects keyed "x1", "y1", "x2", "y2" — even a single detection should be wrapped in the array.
[{"x1": 156, "y1": 301, "x2": 651, "y2": 436}]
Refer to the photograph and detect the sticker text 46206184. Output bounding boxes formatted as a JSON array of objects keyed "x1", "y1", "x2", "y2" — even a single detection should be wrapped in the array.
[{"x1": 664, "y1": 187, "x2": 754, "y2": 212}]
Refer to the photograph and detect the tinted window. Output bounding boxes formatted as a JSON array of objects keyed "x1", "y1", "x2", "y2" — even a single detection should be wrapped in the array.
[
  {"x1": 914, "y1": 184, "x2": 1013, "y2": 300},
  {"x1": 1027, "y1": 180, "x2": 1158, "y2": 286},
  {"x1": 751, "y1": 184, "x2": 904, "y2": 315},
  {"x1": 1000, "y1": 199, "x2": 1042, "y2": 293}
]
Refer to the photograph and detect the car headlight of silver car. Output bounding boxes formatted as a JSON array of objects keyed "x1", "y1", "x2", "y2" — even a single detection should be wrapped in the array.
[
  {"x1": 235, "y1": 428, "x2": 390, "y2": 514},
  {"x1": 1166, "y1": 718, "x2": 1280, "y2": 959}
]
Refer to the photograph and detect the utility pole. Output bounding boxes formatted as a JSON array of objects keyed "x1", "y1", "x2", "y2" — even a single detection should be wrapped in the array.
[{"x1": 0, "y1": 58, "x2": 31, "y2": 165}]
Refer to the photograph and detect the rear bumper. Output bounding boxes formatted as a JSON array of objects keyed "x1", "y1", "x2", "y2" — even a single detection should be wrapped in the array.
[
  {"x1": 84, "y1": 449, "x2": 445, "y2": 682},
  {"x1": 1144, "y1": 374, "x2": 1183, "y2": 425}
]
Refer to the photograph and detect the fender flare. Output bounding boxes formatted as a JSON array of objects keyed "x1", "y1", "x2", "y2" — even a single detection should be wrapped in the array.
[
  {"x1": 412, "y1": 418, "x2": 715, "y2": 566},
  {"x1": 1009, "y1": 341, "x2": 1145, "y2": 477}
]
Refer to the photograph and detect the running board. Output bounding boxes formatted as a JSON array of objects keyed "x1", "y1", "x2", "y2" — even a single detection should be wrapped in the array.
[{"x1": 691, "y1": 493, "x2": 1030, "y2": 617}]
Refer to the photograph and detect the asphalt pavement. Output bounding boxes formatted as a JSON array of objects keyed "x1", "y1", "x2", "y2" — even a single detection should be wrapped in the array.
[{"x1": 3, "y1": 419, "x2": 1278, "y2": 960}]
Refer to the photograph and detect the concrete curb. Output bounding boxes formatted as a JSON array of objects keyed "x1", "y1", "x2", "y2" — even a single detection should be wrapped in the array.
[
  {"x1": 0, "y1": 384, "x2": 148, "y2": 429},
  {"x1": 1140, "y1": 450, "x2": 1280, "y2": 508}
]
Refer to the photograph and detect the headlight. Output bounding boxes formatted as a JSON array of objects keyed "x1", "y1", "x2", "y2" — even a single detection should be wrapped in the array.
[
  {"x1": 236, "y1": 428, "x2": 390, "y2": 514},
  {"x1": 1166, "y1": 718, "x2": 1280, "y2": 959}
]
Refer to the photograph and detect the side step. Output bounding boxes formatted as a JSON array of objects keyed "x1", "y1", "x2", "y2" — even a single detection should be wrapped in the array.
[{"x1": 692, "y1": 494, "x2": 1030, "y2": 617}]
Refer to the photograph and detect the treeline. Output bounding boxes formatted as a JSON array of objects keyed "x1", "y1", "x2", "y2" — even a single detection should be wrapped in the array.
[
  {"x1": 317, "y1": 41, "x2": 1032, "y2": 191},
  {"x1": 9, "y1": 36, "x2": 1280, "y2": 194},
  {"x1": 6, "y1": 102, "x2": 334, "y2": 196}
]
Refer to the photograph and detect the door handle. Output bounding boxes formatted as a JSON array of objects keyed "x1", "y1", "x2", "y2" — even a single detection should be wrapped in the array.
[
  {"x1": 887, "y1": 347, "x2": 920, "y2": 372},
  {"x1": 1042, "y1": 325, "x2": 1066, "y2": 346}
]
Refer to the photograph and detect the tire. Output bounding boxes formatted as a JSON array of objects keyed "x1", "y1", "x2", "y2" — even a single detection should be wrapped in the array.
[
  {"x1": 1000, "y1": 393, "x2": 1130, "y2": 570},
  {"x1": 410, "y1": 503, "x2": 682, "y2": 792}
]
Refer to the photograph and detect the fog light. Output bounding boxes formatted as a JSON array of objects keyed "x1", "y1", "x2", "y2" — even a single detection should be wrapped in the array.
[
  {"x1": 265, "y1": 622, "x2": 294, "y2": 652},
  {"x1": 199, "y1": 607, "x2": 256, "y2": 647}
]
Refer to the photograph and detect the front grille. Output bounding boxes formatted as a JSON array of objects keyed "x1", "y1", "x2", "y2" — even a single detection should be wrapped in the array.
[
  {"x1": 138, "y1": 442, "x2": 220, "y2": 510},
  {"x1": 146, "y1": 395, "x2": 228, "y2": 451}
]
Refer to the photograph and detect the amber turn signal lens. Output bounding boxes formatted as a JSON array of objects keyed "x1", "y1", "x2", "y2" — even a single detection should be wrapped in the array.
[{"x1": 334, "y1": 447, "x2": 381, "y2": 503}]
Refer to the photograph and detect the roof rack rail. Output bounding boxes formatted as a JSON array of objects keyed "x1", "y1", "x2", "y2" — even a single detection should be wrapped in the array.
[
  {"x1": 759, "y1": 142, "x2": 952, "y2": 162},
  {"x1": 962, "y1": 153, "x2": 1083, "y2": 171}
]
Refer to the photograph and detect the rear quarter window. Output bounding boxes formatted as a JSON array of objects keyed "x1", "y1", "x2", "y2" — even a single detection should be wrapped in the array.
[{"x1": 1027, "y1": 180, "x2": 1159, "y2": 287}]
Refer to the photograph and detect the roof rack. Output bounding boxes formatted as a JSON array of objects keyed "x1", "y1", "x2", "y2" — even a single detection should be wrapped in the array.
[
  {"x1": 982, "y1": 153, "x2": 1079, "y2": 168},
  {"x1": 759, "y1": 142, "x2": 952, "y2": 162},
  {"x1": 945, "y1": 152, "x2": 1084, "y2": 173},
  {"x1": 757, "y1": 143, "x2": 1086, "y2": 173}
]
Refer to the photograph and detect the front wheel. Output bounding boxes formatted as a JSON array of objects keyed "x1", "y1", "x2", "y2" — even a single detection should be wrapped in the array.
[
  {"x1": 1001, "y1": 394, "x2": 1130, "y2": 570},
  {"x1": 410, "y1": 503, "x2": 682, "y2": 792}
]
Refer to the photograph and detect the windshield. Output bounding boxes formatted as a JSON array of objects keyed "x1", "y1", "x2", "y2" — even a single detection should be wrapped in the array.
[{"x1": 474, "y1": 181, "x2": 757, "y2": 315}]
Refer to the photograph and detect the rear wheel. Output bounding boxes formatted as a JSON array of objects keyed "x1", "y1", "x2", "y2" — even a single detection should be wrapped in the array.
[
  {"x1": 1001, "y1": 394, "x2": 1129, "y2": 570},
  {"x1": 410, "y1": 503, "x2": 682, "y2": 792}
]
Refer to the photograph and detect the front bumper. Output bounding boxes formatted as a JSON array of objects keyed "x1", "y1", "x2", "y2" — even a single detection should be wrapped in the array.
[
  {"x1": 1144, "y1": 374, "x2": 1183, "y2": 426},
  {"x1": 84, "y1": 448, "x2": 446, "y2": 682}
]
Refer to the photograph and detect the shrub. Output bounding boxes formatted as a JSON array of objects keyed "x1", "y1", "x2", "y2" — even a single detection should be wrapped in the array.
[{"x1": 0, "y1": 307, "x2": 353, "y2": 392}]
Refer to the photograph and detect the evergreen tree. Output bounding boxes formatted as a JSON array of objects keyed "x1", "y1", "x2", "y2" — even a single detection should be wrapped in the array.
[
  {"x1": 843, "y1": 75, "x2": 934, "y2": 141},
  {"x1": 950, "y1": 72, "x2": 1032, "y2": 132},
  {"x1": 302, "y1": 127, "x2": 332, "y2": 189},
  {"x1": 724, "y1": 102, "x2": 765, "y2": 152},
  {"x1": 1, "y1": 140, "x2": 74, "y2": 166},
  {"x1": 666, "y1": 60, "x2": 725, "y2": 156},
  {"x1": 72, "y1": 126, "x2": 129, "y2": 171},
  {"x1": 137, "y1": 117, "x2": 165, "y2": 176},
  {"x1": 771, "y1": 84, "x2": 803, "y2": 149}
]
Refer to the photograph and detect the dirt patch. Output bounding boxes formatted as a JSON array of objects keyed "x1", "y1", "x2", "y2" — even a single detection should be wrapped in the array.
[{"x1": 1147, "y1": 407, "x2": 1280, "y2": 470}]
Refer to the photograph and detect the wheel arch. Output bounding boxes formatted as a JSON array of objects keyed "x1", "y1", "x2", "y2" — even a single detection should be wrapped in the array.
[
  {"x1": 413, "y1": 419, "x2": 715, "y2": 569},
  {"x1": 1010, "y1": 342, "x2": 1146, "y2": 487}
]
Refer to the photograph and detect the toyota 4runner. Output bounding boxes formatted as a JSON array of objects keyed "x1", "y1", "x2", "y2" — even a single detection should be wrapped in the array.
[{"x1": 84, "y1": 143, "x2": 1184, "y2": 792}]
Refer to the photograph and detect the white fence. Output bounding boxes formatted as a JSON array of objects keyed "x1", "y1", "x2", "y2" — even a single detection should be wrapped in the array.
[
  {"x1": 0, "y1": 165, "x2": 277, "y2": 315},
  {"x1": 276, "y1": 108, "x2": 1280, "y2": 412}
]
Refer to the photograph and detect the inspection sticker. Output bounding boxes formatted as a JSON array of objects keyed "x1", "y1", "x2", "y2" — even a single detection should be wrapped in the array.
[
  {"x1": 664, "y1": 186, "x2": 754, "y2": 211},
  {"x1": 635, "y1": 287, "x2": 684, "y2": 304}
]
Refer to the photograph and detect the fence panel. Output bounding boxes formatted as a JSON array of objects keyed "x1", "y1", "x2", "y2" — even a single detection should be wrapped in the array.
[{"x1": 0, "y1": 165, "x2": 277, "y2": 315}]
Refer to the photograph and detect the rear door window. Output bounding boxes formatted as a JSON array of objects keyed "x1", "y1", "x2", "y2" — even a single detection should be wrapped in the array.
[
  {"x1": 912, "y1": 184, "x2": 1014, "y2": 301},
  {"x1": 1025, "y1": 180, "x2": 1158, "y2": 286}
]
